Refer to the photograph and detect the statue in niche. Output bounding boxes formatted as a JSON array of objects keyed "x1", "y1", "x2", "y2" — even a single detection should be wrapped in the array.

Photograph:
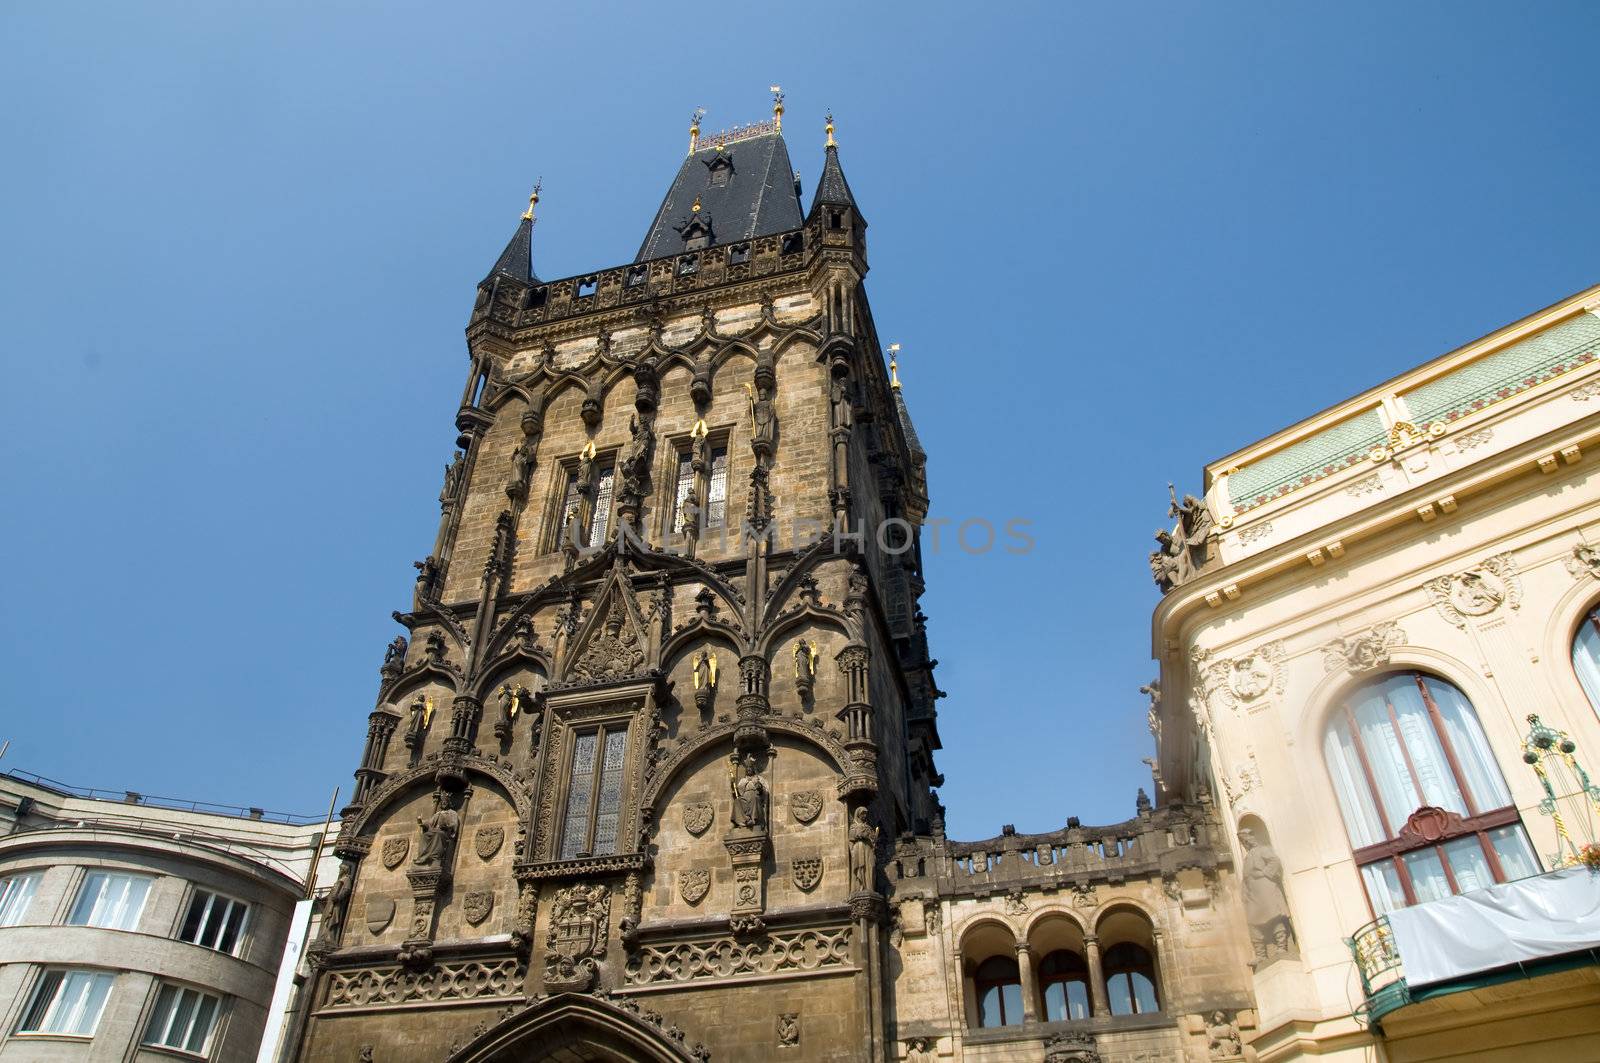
[
  {"x1": 794, "y1": 639, "x2": 818, "y2": 698},
  {"x1": 508, "y1": 440, "x2": 534, "y2": 490},
  {"x1": 620, "y1": 414, "x2": 654, "y2": 495},
  {"x1": 413, "y1": 790, "x2": 461, "y2": 869},
  {"x1": 679, "y1": 487, "x2": 701, "y2": 557},
  {"x1": 1239, "y1": 825, "x2": 1297, "y2": 963},
  {"x1": 747, "y1": 380, "x2": 777, "y2": 462},
  {"x1": 829, "y1": 379, "x2": 852, "y2": 431},
  {"x1": 848, "y1": 807, "x2": 879, "y2": 893},
  {"x1": 692, "y1": 650, "x2": 717, "y2": 712},
  {"x1": 412, "y1": 556, "x2": 441, "y2": 609},
  {"x1": 729, "y1": 753, "x2": 768, "y2": 831}
]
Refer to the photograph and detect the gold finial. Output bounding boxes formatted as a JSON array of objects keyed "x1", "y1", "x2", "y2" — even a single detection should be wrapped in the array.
[
  {"x1": 691, "y1": 195, "x2": 702, "y2": 214},
  {"x1": 825, "y1": 111, "x2": 835, "y2": 148},
  {"x1": 522, "y1": 177, "x2": 542, "y2": 221},
  {"x1": 770, "y1": 85, "x2": 784, "y2": 132},
  {"x1": 888, "y1": 343, "x2": 902, "y2": 389},
  {"x1": 690, "y1": 417, "x2": 708, "y2": 440},
  {"x1": 689, "y1": 107, "x2": 705, "y2": 155}
]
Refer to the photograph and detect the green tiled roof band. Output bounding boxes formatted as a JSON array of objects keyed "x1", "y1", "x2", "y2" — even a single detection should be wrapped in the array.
[
  {"x1": 1229, "y1": 408, "x2": 1387, "y2": 511},
  {"x1": 1402, "y1": 313, "x2": 1600, "y2": 426}
]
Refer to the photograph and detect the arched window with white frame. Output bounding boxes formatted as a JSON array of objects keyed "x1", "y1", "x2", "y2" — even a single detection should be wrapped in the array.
[
  {"x1": 1321, "y1": 672, "x2": 1540, "y2": 914},
  {"x1": 1572, "y1": 601, "x2": 1600, "y2": 713}
]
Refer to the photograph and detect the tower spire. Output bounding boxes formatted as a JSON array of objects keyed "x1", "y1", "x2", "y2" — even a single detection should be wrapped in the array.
[
  {"x1": 825, "y1": 111, "x2": 835, "y2": 148},
  {"x1": 483, "y1": 185, "x2": 541, "y2": 286}
]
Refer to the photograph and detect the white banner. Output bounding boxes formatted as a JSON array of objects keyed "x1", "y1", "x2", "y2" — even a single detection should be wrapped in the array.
[{"x1": 1386, "y1": 867, "x2": 1600, "y2": 987}]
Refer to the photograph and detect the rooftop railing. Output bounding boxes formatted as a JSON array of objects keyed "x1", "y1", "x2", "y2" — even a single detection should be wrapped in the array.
[{"x1": 3, "y1": 769, "x2": 324, "y2": 826}]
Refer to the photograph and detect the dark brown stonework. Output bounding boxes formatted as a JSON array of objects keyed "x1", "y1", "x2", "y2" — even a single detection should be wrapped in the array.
[{"x1": 294, "y1": 118, "x2": 1254, "y2": 1063}]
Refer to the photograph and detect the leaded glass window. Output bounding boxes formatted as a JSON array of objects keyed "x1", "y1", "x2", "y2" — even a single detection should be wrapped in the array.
[
  {"x1": 558, "y1": 725, "x2": 630, "y2": 859},
  {"x1": 588, "y1": 465, "x2": 614, "y2": 545},
  {"x1": 705, "y1": 447, "x2": 728, "y2": 528},
  {"x1": 672, "y1": 452, "x2": 695, "y2": 533}
]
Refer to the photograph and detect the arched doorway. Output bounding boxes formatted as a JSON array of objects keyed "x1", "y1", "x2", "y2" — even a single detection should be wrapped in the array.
[{"x1": 444, "y1": 993, "x2": 703, "y2": 1063}]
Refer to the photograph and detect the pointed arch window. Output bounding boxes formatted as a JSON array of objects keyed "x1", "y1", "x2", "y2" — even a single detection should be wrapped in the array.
[{"x1": 1322, "y1": 672, "x2": 1539, "y2": 913}]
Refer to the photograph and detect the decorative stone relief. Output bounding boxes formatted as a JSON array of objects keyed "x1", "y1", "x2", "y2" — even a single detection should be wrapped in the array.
[
  {"x1": 1572, "y1": 379, "x2": 1600, "y2": 401},
  {"x1": 904, "y1": 1037, "x2": 936, "y2": 1063},
  {"x1": 624, "y1": 925, "x2": 852, "y2": 986},
  {"x1": 566, "y1": 599, "x2": 646, "y2": 686},
  {"x1": 1322, "y1": 621, "x2": 1406, "y2": 673},
  {"x1": 1238, "y1": 522, "x2": 1274, "y2": 545},
  {"x1": 474, "y1": 826, "x2": 504, "y2": 861},
  {"x1": 325, "y1": 958, "x2": 525, "y2": 1008},
  {"x1": 1204, "y1": 1010, "x2": 1244, "y2": 1060},
  {"x1": 1344, "y1": 472, "x2": 1384, "y2": 498},
  {"x1": 777, "y1": 1012, "x2": 799, "y2": 1047},
  {"x1": 1192, "y1": 642, "x2": 1285, "y2": 717},
  {"x1": 1425, "y1": 553, "x2": 1521, "y2": 629},
  {"x1": 1567, "y1": 543, "x2": 1600, "y2": 580},
  {"x1": 789, "y1": 790, "x2": 822, "y2": 824},
  {"x1": 679, "y1": 869, "x2": 711, "y2": 906},
  {"x1": 1068, "y1": 880, "x2": 1097, "y2": 908},
  {"x1": 1004, "y1": 889, "x2": 1029, "y2": 915},
  {"x1": 364, "y1": 897, "x2": 395, "y2": 934},
  {"x1": 923, "y1": 901, "x2": 942, "y2": 935},
  {"x1": 1044, "y1": 1029, "x2": 1102, "y2": 1063},
  {"x1": 463, "y1": 890, "x2": 494, "y2": 926},
  {"x1": 683, "y1": 802, "x2": 714, "y2": 836},
  {"x1": 733, "y1": 866, "x2": 761, "y2": 909},
  {"x1": 381, "y1": 837, "x2": 410, "y2": 870},
  {"x1": 791, "y1": 857, "x2": 822, "y2": 892},
  {"x1": 1221, "y1": 747, "x2": 1262, "y2": 807},
  {"x1": 544, "y1": 883, "x2": 610, "y2": 991},
  {"x1": 1455, "y1": 427, "x2": 1495, "y2": 452}
]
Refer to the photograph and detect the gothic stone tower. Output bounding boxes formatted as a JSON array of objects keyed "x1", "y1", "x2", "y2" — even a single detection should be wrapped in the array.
[{"x1": 299, "y1": 109, "x2": 944, "y2": 1062}]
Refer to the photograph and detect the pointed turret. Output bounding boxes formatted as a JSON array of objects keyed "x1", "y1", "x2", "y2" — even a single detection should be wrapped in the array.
[
  {"x1": 888, "y1": 344, "x2": 925, "y2": 464},
  {"x1": 810, "y1": 114, "x2": 859, "y2": 215},
  {"x1": 482, "y1": 185, "x2": 542, "y2": 286}
]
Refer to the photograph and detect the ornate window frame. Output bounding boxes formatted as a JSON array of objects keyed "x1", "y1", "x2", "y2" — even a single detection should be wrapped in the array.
[
  {"x1": 657, "y1": 426, "x2": 732, "y2": 543},
  {"x1": 525, "y1": 682, "x2": 656, "y2": 878}
]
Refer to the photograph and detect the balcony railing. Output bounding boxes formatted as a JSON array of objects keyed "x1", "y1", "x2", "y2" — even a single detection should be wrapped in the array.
[{"x1": 1346, "y1": 867, "x2": 1600, "y2": 1025}]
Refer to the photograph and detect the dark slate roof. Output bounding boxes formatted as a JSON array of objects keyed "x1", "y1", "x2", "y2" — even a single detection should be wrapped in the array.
[
  {"x1": 483, "y1": 214, "x2": 537, "y2": 285},
  {"x1": 894, "y1": 388, "x2": 925, "y2": 461},
  {"x1": 810, "y1": 144, "x2": 857, "y2": 211},
  {"x1": 635, "y1": 133, "x2": 805, "y2": 262}
]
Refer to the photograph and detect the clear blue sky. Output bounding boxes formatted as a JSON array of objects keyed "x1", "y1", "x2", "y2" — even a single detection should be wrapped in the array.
[{"x1": 2, "y1": 2, "x2": 1596, "y2": 837}]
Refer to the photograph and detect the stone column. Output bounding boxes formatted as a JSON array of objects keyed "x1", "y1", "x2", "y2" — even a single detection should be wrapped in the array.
[
  {"x1": 1014, "y1": 941, "x2": 1039, "y2": 1023},
  {"x1": 1084, "y1": 934, "x2": 1110, "y2": 1018}
]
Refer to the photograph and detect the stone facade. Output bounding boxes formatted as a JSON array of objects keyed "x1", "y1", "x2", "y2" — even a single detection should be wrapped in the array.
[{"x1": 290, "y1": 117, "x2": 1251, "y2": 1062}]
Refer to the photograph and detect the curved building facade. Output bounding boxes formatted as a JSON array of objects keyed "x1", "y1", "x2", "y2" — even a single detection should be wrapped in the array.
[{"x1": 0, "y1": 773, "x2": 332, "y2": 1063}]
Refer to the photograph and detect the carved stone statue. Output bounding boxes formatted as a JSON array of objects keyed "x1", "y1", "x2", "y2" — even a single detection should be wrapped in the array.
[
  {"x1": 413, "y1": 791, "x2": 461, "y2": 869},
  {"x1": 730, "y1": 753, "x2": 767, "y2": 831},
  {"x1": 382, "y1": 636, "x2": 408, "y2": 674},
  {"x1": 1149, "y1": 486, "x2": 1216, "y2": 592},
  {"x1": 440, "y1": 450, "x2": 465, "y2": 505},
  {"x1": 848, "y1": 807, "x2": 878, "y2": 892},
  {"x1": 318, "y1": 861, "x2": 354, "y2": 947},
  {"x1": 748, "y1": 380, "x2": 777, "y2": 463},
  {"x1": 508, "y1": 441, "x2": 534, "y2": 490},
  {"x1": 678, "y1": 487, "x2": 701, "y2": 556},
  {"x1": 620, "y1": 414, "x2": 654, "y2": 496},
  {"x1": 830, "y1": 380, "x2": 853, "y2": 431},
  {"x1": 1206, "y1": 1010, "x2": 1243, "y2": 1059},
  {"x1": 692, "y1": 650, "x2": 717, "y2": 713},
  {"x1": 794, "y1": 639, "x2": 818, "y2": 697},
  {"x1": 412, "y1": 556, "x2": 441, "y2": 609},
  {"x1": 1239, "y1": 826, "x2": 1297, "y2": 963}
]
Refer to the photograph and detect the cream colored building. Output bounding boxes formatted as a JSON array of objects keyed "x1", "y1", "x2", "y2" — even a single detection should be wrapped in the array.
[{"x1": 1152, "y1": 284, "x2": 1600, "y2": 1061}]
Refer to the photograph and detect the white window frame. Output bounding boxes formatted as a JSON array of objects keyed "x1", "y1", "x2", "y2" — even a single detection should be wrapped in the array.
[
  {"x1": 16, "y1": 968, "x2": 116, "y2": 1037},
  {"x1": 142, "y1": 982, "x2": 223, "y2": 1057},
  {"x1": 67, "y1": 870, "x2": 152, "y2": 931},
  {"x1": 0, "y1": 871, "x2": 42, "y2": 927},
  {"x1": 178, "y1": 887, "x2": 251, "y2": 957}
]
